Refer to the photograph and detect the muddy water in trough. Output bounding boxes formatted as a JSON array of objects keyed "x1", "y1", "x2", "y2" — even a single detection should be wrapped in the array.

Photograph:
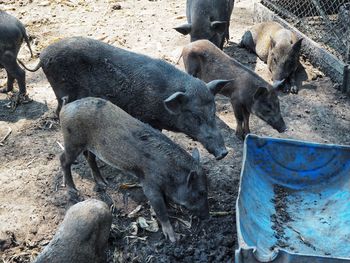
[{"x1": 0, "y1": 0, "x2": 350, "y2": 262}]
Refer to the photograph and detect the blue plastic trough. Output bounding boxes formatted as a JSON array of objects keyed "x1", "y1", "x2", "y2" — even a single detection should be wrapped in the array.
[{"x1": 235, "y1": 135, "x2": 350, "y2": 263}]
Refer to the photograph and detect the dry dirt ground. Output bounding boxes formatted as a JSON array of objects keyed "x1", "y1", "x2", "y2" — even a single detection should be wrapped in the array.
[{"x1": 0, "y1": 0, "x2": 350, "y2": 262}]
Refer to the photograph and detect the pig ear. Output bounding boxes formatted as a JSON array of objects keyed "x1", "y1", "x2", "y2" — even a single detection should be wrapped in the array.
[
  {"x1": 192, "y1": 148, "x2": 200, "y2": 162},
  {"x1": 174, "y1": 23, "x2": 192, "y2": 35},
  {"x1": 210, "y1": 21, "x2": 227, "y2": 33},
  {"x1": 270, "y1": 36, "x2": 276, "y2": 49},
  {"x1": 187, "y1": 170, "x2": 197, "y2": 188},
  {"x1": 207, "y1": 79, "x2": 233, "y2": 96},
  {"x1": 254, "y1": 86, "x2": 269, "y2": 100},
  {"x1": 292, "y1": 38, "x2": 303, "y2": 54},
  {"x1": 164, "y1": 92, "x2": 189, "y2": 115}
]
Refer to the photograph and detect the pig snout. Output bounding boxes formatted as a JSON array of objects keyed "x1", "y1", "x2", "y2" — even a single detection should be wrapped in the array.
[
  {"x1": 204, "y1": 137, "x2": 228, "y2": 160},
  {"x1": 277, "y1": 123, "x2": 287, "y2": 133},
  {"x1": 198, "y1": 125, "x2": 228, "y2": 160},
  {"x1": 214, "y1": 148, "x2": 228, "y2": 160},
  {"x1": 198, "y1": 209, "x2": 210, "y2": 220},
  {"x1": 272, "y1": 117, "x2": 287, "y2": 133},
  {"x1": 194, "y1": 203, "x2": 210, "y2": 220}
]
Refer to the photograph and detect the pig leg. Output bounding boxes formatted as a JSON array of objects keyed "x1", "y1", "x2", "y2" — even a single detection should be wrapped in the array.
[
  {"x1": 242, "y1": 109, "x2": 251, "y2": 138},
  {"x1": 232, "y1": 102, "x2": 245, "y2": 140},
  {"x1": 184, "y1": 54, "x2": 200, "y2": 78},
  {"x1": 1, "y1": 51, "x2": 26, "y2": 94},
  {"x1": 60, "y1": 146, "x2": 83, "y2": 202},
  {"x1": 219, "y1": 36, "x2": 225, "y2": 50},
  {"x1": 289, "y1": 71, "x2": 298, "y2": 94},
  {"x1": 0, "y1": 71, "x2": 14, "y2": 93},
  {"x1": 143, "y1": 184, "x2": 177, "y2": 242},
  {"x1": 83, "y1": 151, "x2": 108, "y2": 190},
  {"x1": 56, "y1": 102, "x2": 62, "y2": 118}
]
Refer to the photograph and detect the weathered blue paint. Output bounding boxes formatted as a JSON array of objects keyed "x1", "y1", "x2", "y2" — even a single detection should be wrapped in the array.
[{"x1": 236, "y1": 134, "x2": 350, "y2": 262}]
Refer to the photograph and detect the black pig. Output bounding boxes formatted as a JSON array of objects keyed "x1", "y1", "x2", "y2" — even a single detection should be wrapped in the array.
[
  {"x1": 59, "y1": 97, "x2": 210, "y2": 242},
  {"x1": 24, "y1": 37, "x2": 229, "y2": 160},
  {"x1": 0, "y1": 11, "x2": 33, "y2": 95},
  {"x1": 174, "y1": 0, "x2": 235, "y2": 49}
]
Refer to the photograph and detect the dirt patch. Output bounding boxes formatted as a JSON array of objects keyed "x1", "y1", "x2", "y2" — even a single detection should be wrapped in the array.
[
  {"x1": 270, "y1": 185, "x2": 293, "y2": 250},
  {"x1": 1, "y1": 0, "x2": 350, "y2": 262}
]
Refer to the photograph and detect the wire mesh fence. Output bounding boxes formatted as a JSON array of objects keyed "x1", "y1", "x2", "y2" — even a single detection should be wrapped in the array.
[{"x1": 260, "y1": 0, "x2": 350, "y2": 64}]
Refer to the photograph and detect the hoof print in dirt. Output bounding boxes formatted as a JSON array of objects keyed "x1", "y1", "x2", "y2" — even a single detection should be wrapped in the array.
[{"x1": 33, "y1": 199, "x2": 112, "y2": 263}]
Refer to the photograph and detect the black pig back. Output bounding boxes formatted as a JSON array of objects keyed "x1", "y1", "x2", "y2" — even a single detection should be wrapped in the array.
[{"x1": 40, "y1": 37, "x2": 195, "y2": 130}]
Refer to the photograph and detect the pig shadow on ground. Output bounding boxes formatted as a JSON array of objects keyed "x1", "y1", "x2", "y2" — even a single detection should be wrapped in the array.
[
  {"x1": 223, "y1": 40, "x2": 258, "y2": 72},
  {"x1": 0, "y1": 98, "x2": 48, "y2": 122}
]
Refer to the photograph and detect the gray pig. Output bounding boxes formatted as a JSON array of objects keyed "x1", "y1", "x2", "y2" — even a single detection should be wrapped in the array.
[
  {"x1": 33, "y1": 199, "x2": 112, "y2": 263},
  {"x1": 182, "y1": 40, "x2": 286, "y2": 139},
  {"x1": 174, "y1": 0, "x2": 235, "y2": 49},
  {"x1": 59, "y1": 97, "x2": 209, "y2": 242},
  {"x1": 239, "y1": 21, "x2": 303, "y2": 94},
  {"x1": 0, "y1": 11, "x2": 33, "y2": 95},
  {"x1": 23, "y1": 37, "x2": 229, "y2": 160}
]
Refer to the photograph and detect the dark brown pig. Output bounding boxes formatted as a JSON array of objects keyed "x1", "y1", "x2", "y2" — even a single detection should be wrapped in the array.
[
  {"x1": 174, "y1": 0, "x2": 235, "y2": 49},
  {"x1": 182, "y1": 40, "x2": 286, "y2": 139},
  {"x1": 59, "y1": 97, "x2": 209, "y2": 242},
  {"x1": 0, "y1": 11, "x2": 33, "y2": 96},
  {"x1": 33, "y1": 199, "x2": 112, "y2": 263},
  {"x1": 23, "y1": 37, "x2": 229, "y2": 160},
  {"x1": 239, "y1": 21, "x2": 303, "y2": 94}
]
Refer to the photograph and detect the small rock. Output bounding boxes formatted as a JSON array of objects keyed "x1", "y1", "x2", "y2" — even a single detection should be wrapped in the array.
[{"x1": 112, "y1": 3, "x2": 121, "y2": 10}]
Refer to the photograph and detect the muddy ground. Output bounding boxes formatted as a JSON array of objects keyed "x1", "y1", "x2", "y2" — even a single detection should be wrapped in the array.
[{"x1": 0, "y1": 0, "x2": 350, "y2": 262}]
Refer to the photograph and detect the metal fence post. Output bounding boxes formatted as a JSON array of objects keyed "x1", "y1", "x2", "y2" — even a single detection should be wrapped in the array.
[{"x1": 342, "y1": 42, "x2": 350, "y2": 93}]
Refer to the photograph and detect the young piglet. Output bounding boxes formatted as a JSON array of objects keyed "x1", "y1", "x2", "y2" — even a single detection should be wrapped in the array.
[
  {"x1": 59, "y1": 97, "x2": 209, "y2": 242},
  {"x1": 182, "y1": 40, "x2": 286, "y2": 139},
  {"x1": 239, "y1": 21, "x2": 303, "y2": 94}
]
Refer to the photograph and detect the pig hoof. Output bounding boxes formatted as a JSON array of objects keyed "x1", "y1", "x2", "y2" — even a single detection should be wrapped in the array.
[
  {"x1": 162, "y1": 224, "x2": 177, "y2": 242},
  {"x1": 290, "y1": 85, "x2": 298, "y2": 94}
]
